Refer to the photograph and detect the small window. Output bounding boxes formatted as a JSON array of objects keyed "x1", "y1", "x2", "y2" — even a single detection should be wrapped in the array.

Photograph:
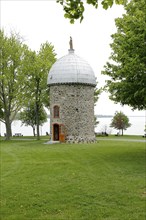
[{"x1": 53, "y1": 105, "x2": 60, "y2": 118}]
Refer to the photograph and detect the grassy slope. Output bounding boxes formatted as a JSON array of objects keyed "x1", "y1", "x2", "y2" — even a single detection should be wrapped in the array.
[{"x1": 0, "y1": 140, "x2": 145, "y2": 220}]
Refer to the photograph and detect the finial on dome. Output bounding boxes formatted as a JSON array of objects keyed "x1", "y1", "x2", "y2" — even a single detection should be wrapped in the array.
[
  {"x1": 69, "y1": 36, "x2": 73, "y2": 50},
  {"x1": 69, "y1": 36, "x2": 74, "y2": 53}
]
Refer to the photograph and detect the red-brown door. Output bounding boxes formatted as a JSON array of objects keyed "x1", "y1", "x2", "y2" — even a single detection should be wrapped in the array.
[{"x1": 53, "y1": 124, "x2": 59, "y2": 141}]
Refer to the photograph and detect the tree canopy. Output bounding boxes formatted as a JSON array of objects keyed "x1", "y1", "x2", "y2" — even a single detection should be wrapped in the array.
[
  {"x1": 57, "y1": 0, "x2": 127, "y2": 23},
  {"x1": 0, "y1": 30, "x2": 28, "y2": 139},
  {"x1": 110, "y1": 111, "x2": 131, "y2": 135},
  {"x1": 19, "y1": 42, "x2": 56, "y2": 140},
  {"x1": 102, "y1": 0, "x2": 146, "y2": 110},
  {"x1": 0, "y1": 30, "x2": 56, "y2": 140},
  {"x1": 19, "y1": 103, "x2": 48, "y2": 136}
]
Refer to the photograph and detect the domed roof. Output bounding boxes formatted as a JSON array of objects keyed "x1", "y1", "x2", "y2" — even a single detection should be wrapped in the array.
[{"x1": 47, "y1": 48, "x2": 96, "y2": 87}]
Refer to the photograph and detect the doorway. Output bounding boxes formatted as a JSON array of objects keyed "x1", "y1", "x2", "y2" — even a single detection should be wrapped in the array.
[{"x1": 53, "y1": 124, "x2": 59, "y2": 141}]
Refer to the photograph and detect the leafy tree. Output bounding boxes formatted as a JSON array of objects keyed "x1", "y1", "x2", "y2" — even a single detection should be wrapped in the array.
[
  {"x1": 0, "y1": 100, "x2": 4, "y2": 120},
  {"x1": 19, "y1": 103, "x2": 48, "y2": 136},
  {"x1": 102, "y1": 0, "x2": 146, "y2": 110},
  {"x1": 94, "y1": 115, "x2": 99, "y2": 128},
  {"x1": 0, "y1": 30, "x2": 28, "y2": 140},
  {"x1": 110, "y1": 111, "x2": 131, "y2": 135},
  {"x1": 0, "y1": 30, "x2": 56, "y2": 140},
  {"x1": 57, "y1": 0, "x2": 127, "y2": 23},
  {"x1": 22, "y1": 43, "x2": 56, "y2": 140},
  {"x1": 94, "y1": 86, "x2": 101, "y2": 106}
]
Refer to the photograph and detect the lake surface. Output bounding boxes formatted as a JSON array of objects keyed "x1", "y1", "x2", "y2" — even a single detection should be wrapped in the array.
[
  {"x1": 95, "y1": 116, "x2": 145, "y2": 136},
  {"x1": 0, "y1": 116, "x2": 145, "y2": 136}
]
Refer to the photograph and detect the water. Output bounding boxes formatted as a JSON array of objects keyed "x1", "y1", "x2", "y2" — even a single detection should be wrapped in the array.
[
  {"x1": 95, "y1": 116, "x2": 145, "y2": 136},
  {"x1": 0, "y1": 120, "x2": 50, "y2": 137},
  {"x1": 0, "y1": 116, "x2": 145, "y2": 136}
]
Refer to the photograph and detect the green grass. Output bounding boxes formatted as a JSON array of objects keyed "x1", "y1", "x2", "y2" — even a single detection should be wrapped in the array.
[
  {"x1": 0, "y1": 139, "x2": 145, "y2": 220},
  {"x1": 96, "y1": 134, "x2": 145, "y2": 140},
  {"x1": 0, "y1": 135, "x2": 51, "y2": 141},
  {"x1": 0, "y1": 134, "x2": 145, "y2": 141}
]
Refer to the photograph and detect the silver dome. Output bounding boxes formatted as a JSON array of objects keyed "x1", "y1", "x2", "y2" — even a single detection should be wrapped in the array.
[{"x1": 47, "y1": 49, "x2": 96, "y2": 86}]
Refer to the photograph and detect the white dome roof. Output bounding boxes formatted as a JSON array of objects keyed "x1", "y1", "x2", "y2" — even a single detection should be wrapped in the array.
[{"x1": 47, "y1": 49, "x2": 96, "y2": 86}]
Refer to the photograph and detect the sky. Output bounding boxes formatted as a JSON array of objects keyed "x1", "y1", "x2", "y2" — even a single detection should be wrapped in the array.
[{"x1": 1, "y1": 0, "x2": 145, "y2": 117}]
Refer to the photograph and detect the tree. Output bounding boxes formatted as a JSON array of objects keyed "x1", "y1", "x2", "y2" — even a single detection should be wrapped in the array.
[
  {"x1": 0, "y1": 100, "x2": 4, "y2": 120},
  {"x1": 22, "y1": 43, "x2": 56, "y2": 140},
  {"x1": 0, "y1": 30, "x2": 28, "y2": 140},
  {"x1": 57, "y1": 0, "x2": 127, "y2": 23},
  {"x1": 19, "y1": 103, "x2": 48, "y2": 136},
  {"x1": 102, "y1": 0, "x2": 146, "y2": 110},
  {"x1": 94, "y1": 115, "x2": 99, "y2": 128},
  {"x1": 94, "y1": 86, "x2": 101, "y2": 106},
  {"x1": 0, "y1": 30, "x2": 56, "y2": 140},
  {"x1": 110, "y1": 111, "x2": 131, "y2": 135}
]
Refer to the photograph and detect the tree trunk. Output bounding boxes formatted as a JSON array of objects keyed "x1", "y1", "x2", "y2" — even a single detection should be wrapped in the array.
[
  {"x1": 36, "y1": 102, "x2": 40, "y2": 140},
  {"x1": 35, "y1": 79, "x2": 41, "y2": 141},
  {"x1": 122, "y1": 129, "x2": 123, "y2": 136},
  {"x1": 32, "y1": 126, "x2": 36, "y2": 137},
  {"x1": 5, "y1": 116, "x2": 12, "y2": 140},
  {"x1": 36, "y1": 124, "x2": 40, "y2": 140}
]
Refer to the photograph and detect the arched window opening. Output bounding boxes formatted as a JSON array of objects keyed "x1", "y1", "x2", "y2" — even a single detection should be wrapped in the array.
[{"x1": 53, "y1": 105, "x2": 60, "y2": 118}]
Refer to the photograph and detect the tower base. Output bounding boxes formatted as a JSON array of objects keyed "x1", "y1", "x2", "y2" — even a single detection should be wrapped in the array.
[{"x1": 66, "y1": 135, "x2": 97, "y2": 144}]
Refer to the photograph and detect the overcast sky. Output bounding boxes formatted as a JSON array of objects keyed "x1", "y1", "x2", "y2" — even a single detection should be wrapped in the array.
[{"x1": 1, "y1": 0, "x2": 145, "y2": 116}]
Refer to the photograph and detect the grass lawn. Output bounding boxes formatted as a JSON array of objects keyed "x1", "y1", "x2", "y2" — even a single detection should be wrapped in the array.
[
  {"x1": 96, "y1": 134, "x2": 146, "y2": 140},
  {"x1": 0, "y1": 139, "x2": 145, "y2": 220}
]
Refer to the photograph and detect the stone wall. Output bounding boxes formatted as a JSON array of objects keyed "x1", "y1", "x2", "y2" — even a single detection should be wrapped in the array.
[{"x1": 49, "y1": 84, "x2": 96, "y2": 143}]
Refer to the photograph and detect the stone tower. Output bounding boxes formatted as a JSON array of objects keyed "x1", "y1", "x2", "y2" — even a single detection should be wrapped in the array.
[{"x1": 47, "y1": 38, "x2": 96, "y2": 143}]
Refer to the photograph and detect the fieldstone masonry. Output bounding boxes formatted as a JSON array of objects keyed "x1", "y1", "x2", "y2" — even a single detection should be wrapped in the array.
[
  {"x1": 48, "y1": 39, "x2": 96, "y2": 143},
  {"x1": 50, "y1": 84, "x2": 96, "y2": 143}
]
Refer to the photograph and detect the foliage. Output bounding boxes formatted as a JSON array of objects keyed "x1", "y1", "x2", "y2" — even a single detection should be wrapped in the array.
[
  {"x1": 57, "y1": 0, "x2": 127, "y2": 23},
  {"x1": 94, "y1": 86, "x2": 101, "y2": 105},
  {"x1": 0, "y1": 30, "x2": 56, "y2": 140},
  {"x1": 19, "y1": 103, "x2": 48, "y2": 136},
  {"x1": 0, "y1": 100, "x2": 4, "y2": 120},
  {"x1": 1, "y1": 140, "x2": 145, "y2": 219},
  {"x1": 22, "y1": 43, "x2": 56, "y2": 107},
  {"x1": 94, "y1": 86, "x2": 101, "y2": 129},
  {"x1": 110, "y1": 111, "x2": 131, "y2": 135},
  {"x1": 94, "y1": 115, "x2": 99, "y2": 128},
  {"x1": 22, "y1": 43, "x2": 56, "y2": 140},
  {"x1": 0, "y1": 30, "x2": 28, "y2": 139},
  {"x1": 102, "y1": 0, "x2": 146, "y2": 110}
]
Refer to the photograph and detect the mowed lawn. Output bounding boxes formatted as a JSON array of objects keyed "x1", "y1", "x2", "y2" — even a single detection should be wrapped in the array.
[{"x1": 0, "y1": 139, "x2": 145, "y2": 220}]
